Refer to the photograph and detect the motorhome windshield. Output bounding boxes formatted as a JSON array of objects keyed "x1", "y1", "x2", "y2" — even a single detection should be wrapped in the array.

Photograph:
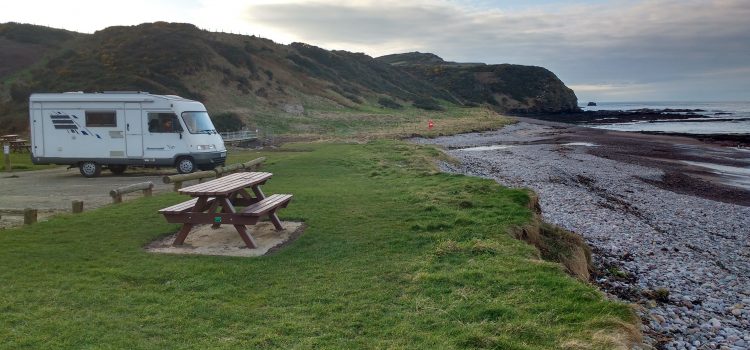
[{"x1": 181, "y1": 111, "x2": 216, "y2": 134}]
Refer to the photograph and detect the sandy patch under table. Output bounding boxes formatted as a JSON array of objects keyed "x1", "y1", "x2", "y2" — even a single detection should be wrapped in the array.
[{"x1": 145, "y1": 221, "x2": 304, "y2": 257}]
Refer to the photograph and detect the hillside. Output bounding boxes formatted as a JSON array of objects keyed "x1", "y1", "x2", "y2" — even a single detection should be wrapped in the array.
[
  {"x1": 0, "y1": 22, "x2": 579, "y2": 133},
  {"x1": 0, "y1": 23, "x2": 81, "y2": 80},
  {"x1": 378, "y1": 52, "x2": 579, "y2": 113}
]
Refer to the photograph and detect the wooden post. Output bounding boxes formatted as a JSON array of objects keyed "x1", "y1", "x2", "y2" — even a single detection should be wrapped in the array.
[
  {"x1": 173, "y1": 182, "x2": 182, "y2": 191},
  {"x1": 143, "y1": 187, "x2": 153, "y2": 197},
  {"x1": 72, "y1": 200, "x2": 84, "y2": 213},
  {"x1": 112, "y1": 194, "x2": 123, "y2": 204},
  {"x1": 3, "y1": 143, "x2": 10, "y2": 172},
  {"x1": 23, "y1": 208, "x2": 37, "y2": 225}
]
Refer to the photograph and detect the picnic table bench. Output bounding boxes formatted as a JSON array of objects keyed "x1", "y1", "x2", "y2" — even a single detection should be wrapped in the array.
[{"x1": 159, "y1": 172, "x2": 293, "y2": 248}]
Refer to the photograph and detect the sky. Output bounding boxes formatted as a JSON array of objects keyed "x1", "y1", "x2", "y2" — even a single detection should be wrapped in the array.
[{"x1": 2, "y1": 0, "x2": 749, "y2": 102}]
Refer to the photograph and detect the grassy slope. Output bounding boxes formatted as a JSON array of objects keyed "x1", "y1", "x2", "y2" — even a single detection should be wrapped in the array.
[
  {"x1": 263, "y1": 104, "x2": 514, "y2": 140},
  {"x1": 0, "y1": 142, "x2": 636, "y2": 349}
]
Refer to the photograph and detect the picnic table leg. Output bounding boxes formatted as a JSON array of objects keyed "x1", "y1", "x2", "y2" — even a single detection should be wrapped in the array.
[
  {"x1": 233, "y1": 188, "x2": 260, "y2": 205},
  {"x1": 173, "y1": 224, "x2": 194, "y2": 245},
  {"x1": 215, "y1": 197, "x2": 258, "y2": 248},
  {"x1": 172, "y1": 197, "x2": 209, "y2": 246},
  {"x1": 268, "y1": 209, "x2": 284, "y2": 231},
  {"x1": 234, "y1": 225, "x2": 258, "y2": 248},
  {"x1": 212, "y1": 197, "x2": 235, "y2": 228},
  {"x1": 251, "y1": 185, "x2": 283, "y2": 230},
  {"x1": 251, "y1": 186, "x2": 266, "y2": 200},
  {"x1": 207, "y1": 199, "x2": 223, "y2": 228}
]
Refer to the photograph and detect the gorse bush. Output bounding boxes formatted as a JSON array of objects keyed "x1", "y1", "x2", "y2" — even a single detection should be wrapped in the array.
[{"x1": 378, "y1": 97, "x2": 403, "y2": 109}]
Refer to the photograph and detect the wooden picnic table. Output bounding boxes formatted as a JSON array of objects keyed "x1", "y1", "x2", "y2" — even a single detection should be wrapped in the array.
[
  {"x1": 159, "y1": 172, "x2": 293, "y2": 248},
  {"x1": 9, "y1": 139, "x2": 30, "y2": 153}
]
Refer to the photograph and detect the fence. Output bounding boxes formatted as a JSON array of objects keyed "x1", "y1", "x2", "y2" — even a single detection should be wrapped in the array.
[{"x1": 220, "y1": 130, "x2": 258, "y2": 143}]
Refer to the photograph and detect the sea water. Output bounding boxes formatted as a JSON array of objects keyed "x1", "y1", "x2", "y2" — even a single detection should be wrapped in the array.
[{"x1": 581, "y1": 101, "x2": 750, "y2": 134}]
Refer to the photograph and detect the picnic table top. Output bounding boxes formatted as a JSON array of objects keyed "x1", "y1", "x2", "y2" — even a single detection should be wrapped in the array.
[
  {"x1": 1, "y1": 134, "x2": 19, "y2": 141},
  {"x1": 179, "y1": 172, "x2": 272, "y2": 196},
  {"x1": 9, "y1": 139, "x2": 27, "y2": 143}
]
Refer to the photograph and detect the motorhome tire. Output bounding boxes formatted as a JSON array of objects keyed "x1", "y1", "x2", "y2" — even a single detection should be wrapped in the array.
[
  {"x1": 176, "y1": 157, "x2": 195, "y2": 174},
  {"x1": 79, "y1": 161, "x2": 101, "y2": 178},
  {"x1": 109, "y1": 165, "x2": 127, "y2": 175}
]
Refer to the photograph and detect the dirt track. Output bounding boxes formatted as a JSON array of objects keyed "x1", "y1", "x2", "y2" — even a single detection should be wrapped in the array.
[{"x1": 0, "y1": 166, "x2": 180, "y2": 228}]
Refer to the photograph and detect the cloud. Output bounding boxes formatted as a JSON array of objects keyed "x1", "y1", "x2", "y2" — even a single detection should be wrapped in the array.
[{"x1": 244, "y1": 0, "x2": 750, "y2": 100}]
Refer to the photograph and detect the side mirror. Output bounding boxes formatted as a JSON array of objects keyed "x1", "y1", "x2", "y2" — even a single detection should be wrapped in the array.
[{"x1": 179, "y1": 132, "x2": 183, "y2": 139}]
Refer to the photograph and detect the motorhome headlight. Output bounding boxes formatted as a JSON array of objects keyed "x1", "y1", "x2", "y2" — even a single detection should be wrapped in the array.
[{"x1": 196, "y1": 144, "x2": 216, "y2": 150}]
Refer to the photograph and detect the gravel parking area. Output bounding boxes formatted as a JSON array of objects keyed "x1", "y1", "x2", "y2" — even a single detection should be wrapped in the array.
[{"x1": 0, "y1": 167, "x2": 177, "y2": 228}]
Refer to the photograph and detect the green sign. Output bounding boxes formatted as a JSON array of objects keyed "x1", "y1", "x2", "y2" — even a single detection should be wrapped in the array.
[{"x1": 214, "y1": 216, "x2": 222, "y2": 223}]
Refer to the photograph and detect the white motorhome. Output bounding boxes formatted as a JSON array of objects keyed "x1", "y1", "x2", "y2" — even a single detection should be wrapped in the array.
[{"x1": 29, "y1": 92, "x2": 227, "y2": 177}]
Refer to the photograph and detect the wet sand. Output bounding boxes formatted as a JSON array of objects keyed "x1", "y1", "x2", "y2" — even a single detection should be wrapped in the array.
[{"x1": 513, "y1": 117, "x2": 750, "y2": 206}]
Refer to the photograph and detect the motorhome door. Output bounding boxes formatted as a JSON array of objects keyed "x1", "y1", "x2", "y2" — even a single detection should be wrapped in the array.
[{"x1": 125, "y1": 103, "x2": 143, "y2": 157}]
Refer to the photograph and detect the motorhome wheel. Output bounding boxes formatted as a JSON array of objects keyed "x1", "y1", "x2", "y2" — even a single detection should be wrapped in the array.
[
  {"x1": 79, "y1": 161, "x2": 101, "y2": 178},
  {"x1": 176, "y1": 157, "x2": 195, "y2": 174}
]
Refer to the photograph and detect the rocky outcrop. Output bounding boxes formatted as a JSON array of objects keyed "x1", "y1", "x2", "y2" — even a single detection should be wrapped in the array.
[{"x1": 377, "y1": 52, "x2": 580, "y2": 114}]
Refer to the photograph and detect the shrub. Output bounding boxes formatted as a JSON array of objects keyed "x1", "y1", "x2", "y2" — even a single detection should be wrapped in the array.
[
  {"x1": 413, "y1": 97, "x2": 444, "y2": 111},
  {"x1": 378, "y1": 97, "x2": 402, "y2": 109},
  {"x1": 343, "y1": 93, "x2": 362, "y2": 104},
  {"x1": 9, "y1": 82, "x2": 31, "y2": 103},
  {"x1": 211, "y1": 112, "x2": 244, "y2": 132}
]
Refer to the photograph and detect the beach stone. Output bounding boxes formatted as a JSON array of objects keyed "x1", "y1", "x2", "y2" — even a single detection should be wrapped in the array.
[{"x1": 710, "y1": 318, "x2": 721, "y2": 329}]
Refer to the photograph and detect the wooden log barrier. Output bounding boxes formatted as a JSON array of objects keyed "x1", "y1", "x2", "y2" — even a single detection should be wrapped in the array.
[
  {"x1": 109, "y1": 182, "x2": 154, "y2": 203},
  {"x1": 213, "y1": 162, "x2": 244, "y2": 177},
  {"x1": 213, "y1": 157, "x2": 267, "y2": 176},
  {"x1": 161, "y1": 157, "x2": 266, "y2": 190},
  {"x1": 241, "y1": 157, "x2": 266, "y2": 171},
  {"x1": 162, "y1": 170, "x2": 216, "y2": 191}
]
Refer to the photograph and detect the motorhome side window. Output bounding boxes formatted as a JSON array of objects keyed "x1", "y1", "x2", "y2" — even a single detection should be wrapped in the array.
[
  {"x1": 147, "y1": 113, "x2": 183, "y2": 133},
  {"x1": 85, "y1": 111, "x2": 117, "y2": 127}
]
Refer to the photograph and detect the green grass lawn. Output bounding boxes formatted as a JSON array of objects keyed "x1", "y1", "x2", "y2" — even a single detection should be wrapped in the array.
[
  {"x1": 0, "y1": 142, "x2": 637, "y2": 349},
  {"x1": 1, "y1": 152, "x2": 59, "y2": 172}
]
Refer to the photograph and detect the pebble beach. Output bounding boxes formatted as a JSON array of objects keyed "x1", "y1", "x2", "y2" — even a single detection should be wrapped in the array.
[{"x1": 414, "y1": 121, "x2": 750, "y2": 349}]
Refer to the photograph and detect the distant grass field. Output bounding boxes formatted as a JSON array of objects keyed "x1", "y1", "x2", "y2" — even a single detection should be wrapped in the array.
[
  {"x1": 0, "y1": 142, "x2": 638, "y2": 349},
  {"x1": 245, "y1": 104, "x2": 515, "y2": 141}
]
